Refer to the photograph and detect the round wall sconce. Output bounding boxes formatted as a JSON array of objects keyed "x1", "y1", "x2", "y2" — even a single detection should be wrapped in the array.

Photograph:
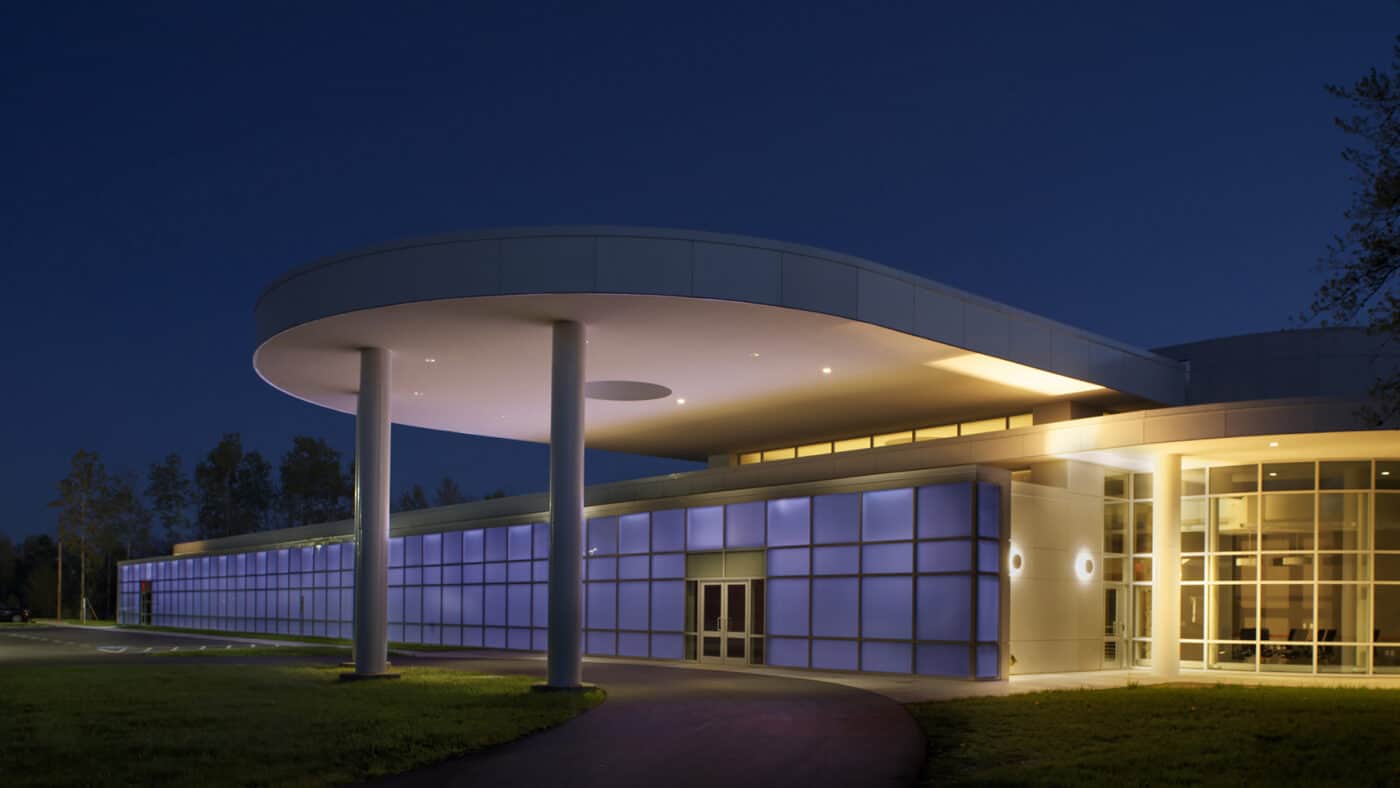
[
  {"x1": 1008, "y1": 546, "x2": 1025, "y2": 577},
  {"x1": 1075, "y1": 550, "x2": 1095, "y2": 581}
]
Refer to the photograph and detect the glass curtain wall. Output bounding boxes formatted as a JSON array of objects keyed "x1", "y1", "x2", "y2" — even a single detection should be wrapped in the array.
[
  {"x1": 121, "y1": 480, "x2": 1004, "y2": 679},
  {"x1": 1105, "y1": 458, "x2": 1400, "y2": 675}
]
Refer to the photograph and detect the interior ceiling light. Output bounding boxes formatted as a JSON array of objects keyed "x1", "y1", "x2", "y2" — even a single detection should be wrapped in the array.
[
  {"x1": 821, "y1": 367, "x2": 833, "y2": 375},
  {"x1": 926, "y1": 354, "x2": 1104, "y2": 396},
  {"x1": 412, "y1": 391, "x2": 424, "y2": 397},
  {"x1": 676, "y1": 398, "x2": 686, "y2": 405},
  {"x1": 424, "y1": 357, "x2": 437, "y2": 363},
  {"x1": 1269, "y1": 441, "x2": 1280, "y2": 447},
  {"x1": 751, "y1": 352, "x2": 761, "y2": 358}
]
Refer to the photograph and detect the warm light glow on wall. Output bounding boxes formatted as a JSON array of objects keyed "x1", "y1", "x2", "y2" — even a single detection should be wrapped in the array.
[
  {"x1": 1009, "y1": 545, "x2": 1025, "y2": 577},
  {"x1": 1075, "y1": 549, "x2": 1095, "y2": 581},
  {"x1": 927, "y1": 354, "x2": 1105, "y2": 396}
]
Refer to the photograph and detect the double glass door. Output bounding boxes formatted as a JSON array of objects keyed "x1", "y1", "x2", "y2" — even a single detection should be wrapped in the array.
[{"x1": 700, "y1": 581, "x2": 750, "y2": 664}]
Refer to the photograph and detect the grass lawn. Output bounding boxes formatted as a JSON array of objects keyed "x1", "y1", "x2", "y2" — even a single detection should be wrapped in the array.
[
  {"x1": 0, "y1": 663, "x2": 603, "y2": 786},
  {"x1": 909, "y1": 684, "x2": 1400, "y2": 786}
]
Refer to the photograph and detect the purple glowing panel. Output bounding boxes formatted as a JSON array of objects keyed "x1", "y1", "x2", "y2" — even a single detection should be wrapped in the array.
[
  {"x1": 422, "y1": 587, "x2": 441, "y2": 624},
  {"x1": 508, "y1": 562, "x2": 531, "y2": 583},
  {"x1": 388, "y1": 588, "x2": 403, "y2": 623},
  {"x1": 587, "y1": 630, "x2": 616, "y2": 655},
  {"x1": 532, "y1": 583, "x2": 548, "y2": 627},
  {"x1": 587, "y1": 582, "x2": 616, "y2": 629},
  {"x1": 766, "y1": 497, "x2": 810, "y2": 546},
  {"x1": 813, "y1": 546, "x2": 859, "y2": 575},
  {"x1": 485, "y1": 627, "x2": 506, "y2": 648},
  {"x1": 389, "y1": 537, "x2": 404, "y2": 568},
  {"x1": 651, "y1": 553, "x2": 684, "y2": 579},
  {"x1": 509, "y1": 584, "x2": 532, "y2": 627},
  {"x1": 619, "y1": 632, "x2": 649, "y2": 657},
  {"x1": 812, "y1": 639, "x2": 859, "y2": 670},
  {"x1": 768, "y1": 637, "x2": 810, "y2": 668},
  {"x1": 813, "y1": 494, "x2": 859, "y2": 544},
  {"x1": 442, "y1": 585, "x2": 462, "y2": 625},
  {"x1": 588, "y1": 517, "x2": 618, "y2": 556},
  {"x1": 423, "y1": 566, "x2": 442, "y2": 586},
  {"x1": 485, "y1": 586, "x2": 506, "y2": 626},
  {"x1": 726, "y1": 501, "x2": 765, "y2": 548},
  {"x1": 862, "y1": 488, "x2": 913, "y2": 542},
  {"x1": 463, "y1": 530, "x2": 484, "y2": 563},
  {"x1": 650, "y1": 581, "x2": 684, "y2": 631},
  {"x1": 918, "y1": 483, "x2": 973, "y2": 539},
  {"x1": 619, "y1": 513, "x2": 650, "y2": 554},
  {"x1": 389, "y1": 624, "x2": 404, "y2": 641},
  {"x1": 533, "y1": 523, "x2": 550, "y2": 558},
  {"x1": 444, "y1": 564, "x2": 463, "y2": 585},
  {"x1": 619, "y1": 555, "x2": 650, "y2": 580},
  {"x1": 464, "y1": 627, "x2": 484, "y2": 647},
  {"x1": 404, "y1": 568, "x2": 422, "y2": 586},
  {"x1": 977, "y1": 576, "x2": 1000, "y2": 642},
  {"x1": 651, "y1": 633, "x2": 683, "y2": 659},
  {"x1": 768, "y1": 578, "x2": 810, "y2": 636},
  {"x1": 767, "y1": 547, "x2": 810, "y2": 577},
  {"x1": 863, "y1": 641, "x2": 912, "y2": 674},
  {"x1": 485, "y1": 563, "x2": 507, "y2": 583},
  {"x1": 977, "y1": 540, "x2": 1000, "y2": 574},
  {"x1": 618, "y1": 581, "x2": 649, "y2": 630},
  {"x1": 812, "y1": 578, "x2": 859, "y2": 637},
  {"x1": 532, "y1": 560, "x2": 548, "y2": 582},
  {"x1": 588, "y1": 557, "x2": 617, "y2": 581},
  {"x1": 325, "y1": 544, "x2": 341, "y2": 571},
  {"x1": 687, "y1": 506, "x2": 724, "y2": 551},
  {"x1": 486, "y1": 528, "x2": 508, "y2": 562},
  {"x1": 862, "y1": 542, "x2": 913, "y2": 574},
  {"x1": 405, "y1": 535, "x2": 422, "y2": 567},
  {"x1": 917, "y1": 541, "x2": 972, "y2": 573},
  {"x1": 443, "y1": 531, "x2": 462, "y2": 564},
  {"x1": 463, "y1": 564, "x2": 484, "y2": 583},
  {"x1": 442, "y1": 626, "x2": 462, "y2": 647},
  {"x1": 533, "y1": 629, "x2": 548, "y2": 651},
  {"x1": 977, "y1": 645, "x2": 999, "y2": 678},
  {"x1": 422, "y1": 625, "x2": 440, "y2": 645},
  {"x1": 651, "y1": 510, "x2": 685, "y2": 552},
  {"x1": 422, "y1": 533, "x2": 442, "y2": 565},
  {"x1": 916, "y1": 576, "x2": 971, "y2": 641},
  {"x1": 509, "y1": 525, "x2": 533, "y2": 560},
  {"x1": 978, "y1": 484, "x2": 1001, "y2": 538},
  {"x1": 862, "y1": 577, "x2": 912, "y2": 639},
  {"x1": 508, "y1": 629, "x2": 531, "y2": 650},
  {"x1": 912, "y1": 646, "x2": 968, "y2": 677}
]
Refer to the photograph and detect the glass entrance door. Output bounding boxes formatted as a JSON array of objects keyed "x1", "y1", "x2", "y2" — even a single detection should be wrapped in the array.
[
  {"x1": 699, "y1": 581, "x2": 749, "y2": 664},
  {"x1": 1103, "y1": 583, "x2": 1128, "y2": 668}
]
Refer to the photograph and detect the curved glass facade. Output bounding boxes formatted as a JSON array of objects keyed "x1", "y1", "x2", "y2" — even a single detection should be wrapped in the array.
[{"x1": 1111, "y1": 459, "x2": 1400, "y2": 675}]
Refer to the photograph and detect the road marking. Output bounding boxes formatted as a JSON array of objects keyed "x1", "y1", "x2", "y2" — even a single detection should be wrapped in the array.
[{"x1": 98, "y1": 646, "x2": 127, "y2": 654}]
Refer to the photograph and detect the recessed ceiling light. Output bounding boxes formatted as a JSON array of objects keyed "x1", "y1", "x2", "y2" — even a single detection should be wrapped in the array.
[
  {"x1": 676, "y1": 398, "x2": 686, "y2": 405},
  {"x1": 821, "y1": 367, "x2": 832, "y2": 375},
  {"x1": 1269, "y1": 441, "x2": 1279, "y2": 448},
  {"x1": 424, "y1": 357, "x2": 437, "y2": 364},
  {"x1": 412, "y1": 391, "x2": 424, "y2": 397},
  {"x1": 751, "y1": 352, "x2": 761, "y2": 358},
  {"x1": 1269, "y1": 472, "x2": 1277, "y2": 477}
]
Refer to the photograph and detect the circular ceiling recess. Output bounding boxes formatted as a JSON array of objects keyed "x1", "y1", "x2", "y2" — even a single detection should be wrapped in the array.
[{"x1": 584, "y1": 380, "x2": 673, "y2": 401}]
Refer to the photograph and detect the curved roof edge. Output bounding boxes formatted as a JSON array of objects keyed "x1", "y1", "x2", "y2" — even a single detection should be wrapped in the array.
[{"x1": 255, "y1": 226, "x2": 1187, "y2": 405}]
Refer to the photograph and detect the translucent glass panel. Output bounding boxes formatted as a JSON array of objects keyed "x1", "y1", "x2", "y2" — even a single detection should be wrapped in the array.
[
  {"x1": 687, "y1": 506, "x2": 724, "y2": 551},
  {"x1": 919, "y1": 483, "x2": 973, "y2": 539},
  {"x1": 767, "y1": 498, "x2": 810, "y2": 546},
  {"x1": 862, "y1": 488, "x2": 913, "y2": 541},
  {"x1": 813, "y1": 494, "x2": 859, "y2": 543},
  {"x1": 726, "y1": 501, "x2": 764, "y2": 548}
]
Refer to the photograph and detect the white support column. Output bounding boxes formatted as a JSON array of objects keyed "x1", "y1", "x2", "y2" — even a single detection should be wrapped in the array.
[
  {"x1": 546, "y1": 321, "x2": 585, "y2": 688},
  {"x1": 1152, "y1": 453, "x2": 1181, "y2": 677},
  {"x1": 351, "y1": 347, "x2": 392, "y2": 677}
]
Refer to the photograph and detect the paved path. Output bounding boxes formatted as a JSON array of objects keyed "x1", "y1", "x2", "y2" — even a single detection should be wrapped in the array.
[{"x1": 373, "y1": 655, "x2": 926, "y2": 788}]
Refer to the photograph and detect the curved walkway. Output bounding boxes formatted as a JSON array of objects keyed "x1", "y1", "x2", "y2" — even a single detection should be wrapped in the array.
[{"x1": 371, "y1": 656, "x2": 926, "y2": 788}]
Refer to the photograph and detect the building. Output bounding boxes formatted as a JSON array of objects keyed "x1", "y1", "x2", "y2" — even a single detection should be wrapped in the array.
[{"x1": 119, "y1": 227, "x2": 1400, "y2": 681}]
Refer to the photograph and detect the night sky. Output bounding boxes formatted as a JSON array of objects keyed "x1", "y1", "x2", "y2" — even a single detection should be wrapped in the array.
[{"x1": 2, "y1": 2, "x2": 1394, "y2": 542}]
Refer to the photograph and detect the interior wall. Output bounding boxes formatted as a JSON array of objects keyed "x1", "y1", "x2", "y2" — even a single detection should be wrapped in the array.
[{"x1": 1010, "y1": 465, "x2": 1106, "y2": 674}]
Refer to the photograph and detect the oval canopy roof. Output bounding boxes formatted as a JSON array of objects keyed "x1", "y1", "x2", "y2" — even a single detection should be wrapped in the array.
[{"x1": 254, "y1": 227, "x2": 1184, "y2": 460}]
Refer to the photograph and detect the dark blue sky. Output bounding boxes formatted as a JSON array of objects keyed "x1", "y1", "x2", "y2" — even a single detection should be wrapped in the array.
[{"x1": 2, "y1": 2, "x2": 1393, "y2": 542}]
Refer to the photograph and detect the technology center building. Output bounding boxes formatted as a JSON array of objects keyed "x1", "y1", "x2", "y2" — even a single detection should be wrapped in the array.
[{"x1": 120, "y1": 227, "x2": 1400, "y2": 682}]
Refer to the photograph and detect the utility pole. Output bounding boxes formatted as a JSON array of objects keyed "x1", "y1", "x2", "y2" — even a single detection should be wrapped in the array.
[{"x1": 56, "y1": 539, "x2": 62, "y2": 623}]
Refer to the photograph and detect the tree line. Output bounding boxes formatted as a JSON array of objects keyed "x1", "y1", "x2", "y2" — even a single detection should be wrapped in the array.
[{"x1": 0, "y1": 433, "x2": 505, "y2": 619}]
